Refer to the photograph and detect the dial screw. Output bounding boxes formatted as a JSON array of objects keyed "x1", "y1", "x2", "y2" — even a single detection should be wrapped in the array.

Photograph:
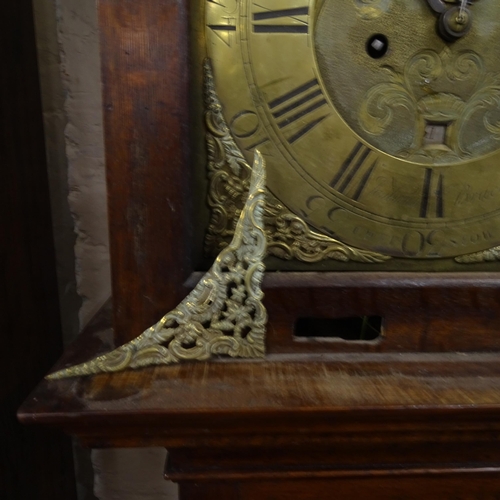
[{"x1": 439, "y1": 6, "x2": 472, "y2": 41}]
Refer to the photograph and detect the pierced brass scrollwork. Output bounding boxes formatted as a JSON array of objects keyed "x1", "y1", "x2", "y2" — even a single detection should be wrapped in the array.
[
  {"x1": 47, "y1": 151, "x2": 268, "y2": 379},
  {"x1": 455, "y1": 246, "x2": 500, "y2": 264}
]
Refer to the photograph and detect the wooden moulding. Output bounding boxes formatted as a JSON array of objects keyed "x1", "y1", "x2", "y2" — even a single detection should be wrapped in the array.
[
  {"x1": 18, "y1": 302, "x2": 500, "y2": 444},
  {"x1": 262, "y1": 272, "x2": 500, "y2": 354},
  {"x1": 18, "y1": 297, "x2": 500, "y2": 496},
  {"x1": 177, "y1": 473, "x2": 500, "y2": 500},
  {"x1": 184, "y1": 272, "x2": 500, "y2": 354}
]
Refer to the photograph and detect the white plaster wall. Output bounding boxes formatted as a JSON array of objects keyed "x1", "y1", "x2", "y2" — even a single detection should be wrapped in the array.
[
  {"x1": 93, "y1": 449, "x2": 178, "y2": 500},
  {"x1": 54, "y1": 0, "x2": 110, "y2": 327},
  {"x1": 33, "y1": 0, "x2": 178, "y2": 498},
  {"x1": 33, "y1": 0, "x2": 81, "y2": 345}
]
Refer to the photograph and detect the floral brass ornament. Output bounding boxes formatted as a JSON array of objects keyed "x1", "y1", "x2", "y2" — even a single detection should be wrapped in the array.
[
  {"x1": 455, "y1": 247, "x2": 500, "y2": 264},
  {"x1": 359, "y1": 48, "x2": 500, "y2": 164},
  {"x1": 204, "y1": 59, "x2": 390, "y2": 264},
  {"x1": 47, "y1": 151, "x2": 267, "y2": 380}
]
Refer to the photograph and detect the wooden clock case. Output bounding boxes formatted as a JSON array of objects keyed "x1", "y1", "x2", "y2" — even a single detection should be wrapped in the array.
[{"x1": 19, "y1": 1, "x2": 500, "y2": 498}]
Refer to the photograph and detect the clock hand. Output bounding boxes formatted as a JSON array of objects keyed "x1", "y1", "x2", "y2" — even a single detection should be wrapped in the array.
[{"x1": 457, "y1": 0, "x2": 468, "y2": 23}]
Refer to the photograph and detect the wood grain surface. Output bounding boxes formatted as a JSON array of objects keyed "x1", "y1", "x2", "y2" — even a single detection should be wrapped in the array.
[
  {"x1": 19, "y1": 308, "x2": 500, "y2": 447},
  {"x1": 18, "y1": 311, "x2": 500, "y2": 497},
  {"x1": 99, "y1": 0, "x2": 193, "y2": 345}
]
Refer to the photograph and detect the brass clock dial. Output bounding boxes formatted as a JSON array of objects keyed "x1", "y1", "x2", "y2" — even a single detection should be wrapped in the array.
[{"x1": 205, "y1": 0, "x2": 500, "y2": 260}]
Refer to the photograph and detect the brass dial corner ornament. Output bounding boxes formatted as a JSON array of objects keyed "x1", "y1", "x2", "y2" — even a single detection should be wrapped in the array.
[
  {"x1": 204, "y1": 59, "x2": 390, "y2": 264},
  {"x1": 47, "y1": 151, "x2": 268, "y2": 380},
  {"x1": 206, "y1": 0, "x2": 500, "y2": 263},
  {"x1": 455, "y1": 245, "x2": 500, "y2": 264}
]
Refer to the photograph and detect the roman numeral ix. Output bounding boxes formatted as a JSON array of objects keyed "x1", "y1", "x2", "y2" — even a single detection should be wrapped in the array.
[
  {"x1": 268, "y1": 78, "x2": 328, "y2": 144},
  {"x1": 330, "y1": 142, "x2": 377, "y2": 201}
]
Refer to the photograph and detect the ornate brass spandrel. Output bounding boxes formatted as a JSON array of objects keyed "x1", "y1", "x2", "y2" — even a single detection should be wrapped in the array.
[
  {"x1": 455, "y1": 246, "x2": 500, "y2": 264},
  {"x1": 204, "y1": 59, "x2": 252, "y2": 255},
  {"x1": 47, "y1": 151, "x2": 267, "y2": 380},
  {"x1": 203, "y1": 59, "x2": 390, "y2": 264},
  {"x1": 264, "y1": 198, "x2": 390, "y2": 263}
]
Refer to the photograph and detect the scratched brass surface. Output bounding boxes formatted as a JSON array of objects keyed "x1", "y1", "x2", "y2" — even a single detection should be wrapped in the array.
[{"x1": 204, "y1": 0, "x2": 500, "y2": 262}]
